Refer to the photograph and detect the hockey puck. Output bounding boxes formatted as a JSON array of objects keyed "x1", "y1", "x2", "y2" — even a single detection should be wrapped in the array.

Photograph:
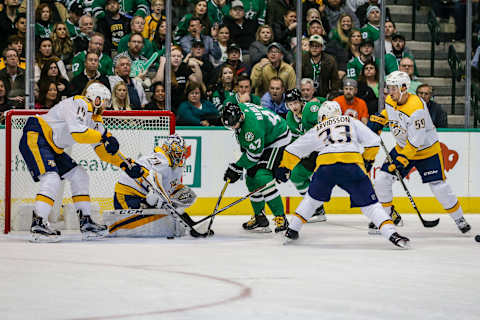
[
  {"x1": 475, "y1": 235, "x2": 480, "y2": 243},
  {"x1": 167, "y1": 236, "x2": 175, "y2": 239}
]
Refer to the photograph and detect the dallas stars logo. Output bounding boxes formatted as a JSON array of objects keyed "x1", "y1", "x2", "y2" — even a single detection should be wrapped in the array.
[{"x1": 245, "y1": 132, "x2": 254, "y2": 142}]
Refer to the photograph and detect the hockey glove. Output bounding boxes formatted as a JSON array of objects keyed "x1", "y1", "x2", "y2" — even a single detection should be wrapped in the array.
[
  {"x1": 364, "y1": 159, "x2": 374, "y2": 173},
  {"x1": 145, "y1": 189, "x2": 164, "y2": 208},
  {"x1": 101, "y1": 131, "x2": 119, "y2": 155},
  {"x1": 388, "y1": 155, "x2": 409, "y2": 173},
  {"x1": 274, "y1": 166, "x2": 291, "y2": 183},
  {"x1": 224, "y1": 163, "x2": 243, "y2": 183},
  {"x1": 120, "y1": 160, "x2": 145, "y2": 179},
  {"x1": 367, "y1": 113, "x2": 388, "y2": 135}
]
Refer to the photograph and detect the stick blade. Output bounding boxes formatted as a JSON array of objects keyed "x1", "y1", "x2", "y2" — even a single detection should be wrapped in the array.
[{"x1": 422, "y1": 217, "x2": 440, "y2": 228}]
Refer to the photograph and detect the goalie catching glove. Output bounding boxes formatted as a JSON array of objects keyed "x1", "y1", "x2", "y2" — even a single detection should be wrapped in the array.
[
  {"x1": 101, "y1": 131, "x2": 119, "y2": 155},
  {"x1": 224, "y1": 163, "x2": 243, "y2": 183},
  {"x1": 388, "y1": 155, "x2": 409, "y2": 172}
]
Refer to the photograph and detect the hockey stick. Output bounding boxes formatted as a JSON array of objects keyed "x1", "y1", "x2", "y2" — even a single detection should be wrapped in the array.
[
  {"x1": 379, "y1": 138, "x2": 440, "y2": 228},
  {"x1": 117, "y1": 154, "x2": 212, "y2": 237},
  {"x1": 190, "y1": 180, "x2": 276, "y2": 226},
  {"x1": 206, "y1": 179, "x2": 230, "y2": 235}
]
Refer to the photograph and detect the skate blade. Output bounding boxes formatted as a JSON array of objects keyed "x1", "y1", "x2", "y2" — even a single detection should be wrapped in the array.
[
  {"x1": 307, "y1": 216, "x2": 327, "y2": 223},
  {"x1": 82, "y1": 230, "x2": 108, "y2": 241},
  {"x1": 30, "y1": 233, "x2": 61, "y2": 243},
  {"x1": 394, "y1": 219, "x2": 404, "y2": 227},
  {"x1": 394, "y1": 240, "x2": 411, "y2": 249},
  {"x1": 282, "y1": 237, "x2": 297, "y2": 245},
  {"x1": 245, "y1": 227, "x2": 272, "y2": 233}
]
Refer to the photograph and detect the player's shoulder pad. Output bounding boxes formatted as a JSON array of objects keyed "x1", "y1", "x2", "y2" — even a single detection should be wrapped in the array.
[{"x1": 398, "y1": 94, "x2": 425, "y2": 117}]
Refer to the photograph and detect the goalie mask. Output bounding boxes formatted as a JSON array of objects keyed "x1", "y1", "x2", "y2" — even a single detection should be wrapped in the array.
[
  {"x1": 317, "y1": 101, "x2": 342, "y2": 122},
  {"x1": 161, "y1": 134, "x2": 187, "y2": 167},
  {"x1": 85, "y1": 82, "x2": 112, "y2": 114}
]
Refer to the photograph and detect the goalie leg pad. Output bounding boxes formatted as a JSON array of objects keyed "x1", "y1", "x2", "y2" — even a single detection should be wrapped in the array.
[
  {"x1": 170, "y1": 186, "x2": 197, "y2": 208},
  {"x1": 374, "y1": 170, "x2": 396, "y2": 204}
]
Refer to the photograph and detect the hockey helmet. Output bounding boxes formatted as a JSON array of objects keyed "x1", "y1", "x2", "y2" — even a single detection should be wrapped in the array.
[
  {"x1": 317, "y1": 101, "x2": 342, "y2": 122},
  {"x1": 161, "y1": 134, "x2": 187, "y2": 167},
  {"x1": 386, "y1": 71, "x2": 411, "y2": 91},
  {"x1": 222, "y1": 102, "x2": 243, "y2": 128},
  {"x1": 285, "y1": 88, "x2": 302, "y2": 103},
  {"x1": 85, "y1": 82, "x2": 111, "y2": 114}
]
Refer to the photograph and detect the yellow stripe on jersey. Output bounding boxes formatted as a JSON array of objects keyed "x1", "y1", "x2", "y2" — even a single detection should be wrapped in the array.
[
  {"x1": 94, "y1": 145, "x2": 124, "y2": 167},
  {"x1": 72, "y1": 195, "x2": 90, "y2": 203},
  {"x1": 114, "y1": 182, "x2": 147, "y2": 197},
  {"x1": 315, "y1": 152, "x2": 364, "y2": 168},
  {"x1": 395, "y1": 141, "x2": 441, "y2": 160},
  {"x1": 109, "y1": 214, "x2": 167, "y2": 233},
  {"x1": 363, "y1": 146, "x2": 380, "y2": 161},
  {"x1": 381, "y1": 201, "x2": 393, "y2": 207},
  {"x1": 36, "y1": 194, "x2": 55, "y2": 206},
  {"x1": 27, "y1": 131, "x2": 46, "y2": 175},
  {"x1": 445, "y1": 201, "x2": 460, "y2": 213},
  {"x1": 157, "y1": 148, "x2": 173, "y2": 167},
  {"x1": 379, "y1": 219, "x2": 393, "y2": 229},
  {"x1": 115, "y1": 194, "x2": 129, "y2": 209},
  {"x1": 71, "y1": 128, "x2": 103, "y2": 144},
  {"x1": 293, "y1": 212, "x2": 307, "y2": 224},
  {"x1": 35, "y1": 116, "x2": 64, "y2": 154},
  {"x1": 280, "y1": 150, "x2": 301, "y2": 170}
]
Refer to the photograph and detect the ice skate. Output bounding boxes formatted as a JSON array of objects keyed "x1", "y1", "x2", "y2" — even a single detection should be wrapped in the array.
[
  {"x1": 30, "y1": 212, "x2": 61, "y2": 243},
  {"x1": 78, "y1": 210, "x2": 108, "y2": 240},
  {"x1": 273, "y1": 215, "x2": 289, "y2": 233},
  {"x1": 389, "y1": 206, "x2": 403, "y2": 226},
  {"x1": 389, "y1": 232, "x2": 410, "y2": 249},
  {"x1": 242, "y1": 211, "x2": 271, "y2": 233},
  {"x1": 368, "y1": 222, "x2": 381, "y2": 235},
  {"x1": 283, "y1": 228, "x2": 299, "y2": 245},
  {"x1": 307, "y1": 205, "x2": 327, "y2": 223},
  {"x1": 454, "y1": 217, "x2": 471, "y2": 234}
]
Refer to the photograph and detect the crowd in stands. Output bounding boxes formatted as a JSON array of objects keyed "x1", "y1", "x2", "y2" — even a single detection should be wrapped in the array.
[{"x1": 0, "y1": 0, "x2": 454, "y2": 128}]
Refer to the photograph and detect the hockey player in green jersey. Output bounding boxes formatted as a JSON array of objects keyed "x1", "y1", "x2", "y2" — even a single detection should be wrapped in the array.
[
  {"x1": 222, "y1": 102, "x2": 291, "y2": 233},
  {"x1": 284, "y1": 89, "x2": 327, "y2": 222}
]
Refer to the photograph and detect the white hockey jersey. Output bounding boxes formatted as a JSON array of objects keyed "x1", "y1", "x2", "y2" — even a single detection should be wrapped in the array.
[
  {"x1": 382, "y1": 94, "x2": 440, "y2": 160},
  {"x1": 38, "y1": 96, "x2": 105, "y2": 152},
  {"x1": 116, "y1": 150, "x2": 184, "y2": 197},
  {"x1": 281, "y1": 115, "x2": 380, "y2": 170}
]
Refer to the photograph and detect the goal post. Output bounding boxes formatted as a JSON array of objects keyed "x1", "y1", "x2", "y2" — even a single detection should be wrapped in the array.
[{"x1": 2, "y1": 109, "x2": 175, "y2": 234}]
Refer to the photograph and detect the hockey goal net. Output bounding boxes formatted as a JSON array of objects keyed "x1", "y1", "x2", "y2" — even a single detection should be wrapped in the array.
[{"x1": 2, "y1": 110, "x2": 175, "y2": 233}]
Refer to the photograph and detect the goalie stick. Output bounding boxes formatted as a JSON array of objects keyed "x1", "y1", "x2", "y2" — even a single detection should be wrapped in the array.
[
  {"x1": 206, "y1": 179, "x2": 230, "y2": 235},
  {"x1": 118, "y1": 154, "x2": 212, "y2": 238},
  {"x1": 379, "y1": 138, "x2": 440, "y2": 228}
]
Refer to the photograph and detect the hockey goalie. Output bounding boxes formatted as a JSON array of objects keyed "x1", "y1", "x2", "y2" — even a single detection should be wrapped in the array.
[{"x1": 105, "y1": 134, "x2": 198, "y2": 238}]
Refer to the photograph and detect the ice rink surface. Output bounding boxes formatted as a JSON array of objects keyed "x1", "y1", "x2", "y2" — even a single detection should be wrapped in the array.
[{"x1": 1, "y1": 214, "x2": 479, "y2": 320}]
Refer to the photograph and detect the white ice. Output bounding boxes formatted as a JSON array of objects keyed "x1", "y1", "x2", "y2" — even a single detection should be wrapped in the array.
[{"x1": 1, "y1": 214, "x2": 479, "y2": 320}]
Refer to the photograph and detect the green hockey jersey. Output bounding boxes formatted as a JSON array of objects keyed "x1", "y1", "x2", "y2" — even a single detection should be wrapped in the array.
[
  {"x1": 71, "y1": 51, "x2": 114, "y2": 77},
  {"x1": 360, "y1": 23, "x2": 380, "y2": 41},
  {"x1": 235, "y1": 103, "x2": 290, "y2": 169},
  {"x1": 346, "y1": 56, "x2": 379, "y2": 80},
  {"x1": 207, "y1": 0, "x2": 231, "y2": 25},
  {"x1": 286, "y1": 100, "x2": 325, "y2": 140},
  {"x1": 92, "y1": 0, "x2": 149, "y2": 19}
]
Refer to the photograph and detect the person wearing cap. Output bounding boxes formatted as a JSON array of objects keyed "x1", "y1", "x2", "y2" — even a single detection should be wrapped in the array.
[
  {"x1": 360, "y1": 5, "x2": 381, "y2": 41},
  {"x1": 223, "y1": 0, "x2": 258, "y2": 51},
  {"x1": 298, "y1": 34, "x2": 340, "y2": 98},
  {"x1": 354, "y1": 0, "x2": 391, "y2": 27},
  {"x1": 214, "y1": 42, "x2": 249, "y2": 78},
  {"x1": 179, "y1": 17, "x2": 221, "y2": 62},
  {"x1": 346, "y1": 37, "x2": 378, "y2": 80},
  {"x1": 187, "y1": 38, "x2": 215, "y2": 87},
  {"x1": 96, "y1": 0, "x2": 132, "y2": 56},
  {"x1": 385, "y1": 33, "x2": 418, "y2": 76},
  {"x1": 333, "y1": 78, "x2": 369, "y2": 124},
  {"x1": 251, "y1": 42, "x2": 296, "y2": 97},
  {"x1": 324, "y1": 0, "x2": 360, "y2": 31},
  {"x1": 65, "y1": 3, "x2": 83, "y2": 41}
]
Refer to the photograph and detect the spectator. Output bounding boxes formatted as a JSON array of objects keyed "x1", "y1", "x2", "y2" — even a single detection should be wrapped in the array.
[
  {"x1": 0, "y1": 79, "x2": 10, "y2": 124},
  {"x1": 355, "y1": 0, "x2": 390, "y2": 27},
  {"x1": 51, "y1": 22, "x2": 75, "y2": 66},
  {"x1": 249, "y1": 24, "x2": 274, "y2": 67},
  {"x1": 261, "y1": 77, "x2": 287, "y2": 118},
  {"x1": 74, "y1": 15, "x2": 95, "y2": 54},
  {"x1": 301, "y1": 78, "x2": 323, "y2": 102},
  {"x1": 385, "y1": 33, "x2": 418, "y2": 76},
  {"x1": 306, "y1": 18, "x2": 327, "y2": 38},
  {"x1": 346, "y1": 38, "x2": 377, "y2": 80},
  {"x1": 207, "y1": 0, "x2": 231, "y2": 26},
  {"x1": 251, "y1": 42, "x2": 296, "y2": 97},
  {"x1": 329, "y1": 13, "x2": 354, "y2": 48},
  {"x1": 360, "y1": 5, "x2": 381, "y2": 41},
  {"x1": 0, "y1": 0, "x2": 20, "y2": 53},
  {"x1": 177, "y1": 81, "x2": 219, "y2": 126},
  {"x1": 241, "y1": 0, "x2": 267, "y2": 25},
  {"x1": 299, "y1": 35, "x2": 340, "y2": 98},
  {"x1": 110, "y1": 81, "x2": 131, "y2": 110},
  {"x1": 117, "y1": 16, "x2": 155, "y2": 58},
  {"x1": 357, "y1": 62, "x2": 379, "y2": 115},
  {"x1": 273, "y1": 9, "x2": 297, "y2": 51},
  {"x1": 174, "y1": 0, "x2": 211, "y2": 42},
  {"x1": 453, "y1": 0, "x2": 466, "y2": 41},
  {"x1": 96, "y1": 0, "x2": 132, "y2": 56},
  {"x1": 92, "y1": 0, "x2": 149, "y2": 20},
  {"x1": 14, "y1": 13, "x2": 27, "y2": 44},
  {"x1": 374, "y1": 20, "x2": 397, "y2": 57},
  {"x1": 266, "y1": 0, "x2": 295, "y2": 27},
  {"x1": 347, "y1": 29, "x2": 362, "y2": 60},
  {"x1": 179, "y1": 17, "x2": 221, "y2": 62},
  {"x1": 416, "y1": 84, "x2": 448, "y2": 128},
  {"x1": 152, "y1": 19, "x2": 167, "y2": 57},
  {"x1": 143, "y1": 0, "x2": 164, "y2": 41},
  {"x1": 70, "y1": 52, "x2": 111, "y2": 95},
  {"x1": 65, "y1": 3, "x2": 83, "y2": 41},
  {"x1": 124, "y1": 33, "x2": 148, "y2": 65},
  {"x1": 35, "y1": 80, "x2": 60, "y2": 109},
  {"x1": 109, "y1": 54, "x2": 148, "y2": 109},
  {"x1": 0, "y1": 35, "x2": 26, "y2": 70},
  {"x1": 39, "y1": 59, "x2": 70, "y2": 100},
  {"x1": 333, "y1": 78, "x2": 368, "y2": 124},
  {"x1": 152, "y1": 45, "x2": 203, "y2": 112},
  {"x1": 144, "y1": 81, "x2": 166, "y2": 110},
  {"x1": 214, "y1": 43, "x2": 249, "y2": 77},
  {"x1": 35, "y1": 3, "x2": 54, "y2": 40},
  {"x1": 225, "y1": 73, "x2": 261, "y2": 105},
  {"x1": 211, "y1": 64, "x2": 236, "y2": 111},
  {"x1": 72, "y1": 33, "x2": 114, "y2": 77},
  {"x1": 398, "y1": 57, "x2": 422, "y2": 94},
  {"x1": 186, "y1": 39, "x2": 216, "y2": 87},
  {"x1": 212, "y1": 24, "x2": 232, "y2": 67},
  {"x1": 223, "y1": 0, "x2": 258, "y2": 52},
  {"x1": 35, "y1": 38, "x2": 69, "y2": 82},
  {"x1": 323, "y1": 0, "x2": 360, "y2": 31},
  {"x1": 304, "y1": 8, "x2": 328, "y2": 36}
]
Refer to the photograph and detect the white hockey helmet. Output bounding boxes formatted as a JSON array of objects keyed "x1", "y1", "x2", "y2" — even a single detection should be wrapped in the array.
[
  {"x1": 386, "y1": 71, "x2": 411, "y2": 91},
  {"x1": 317, "y1": 101, "x2": 342, "y2": 122},
  {"x1": 85, "y1": 82, "x2": 112, "y2": 114}
]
